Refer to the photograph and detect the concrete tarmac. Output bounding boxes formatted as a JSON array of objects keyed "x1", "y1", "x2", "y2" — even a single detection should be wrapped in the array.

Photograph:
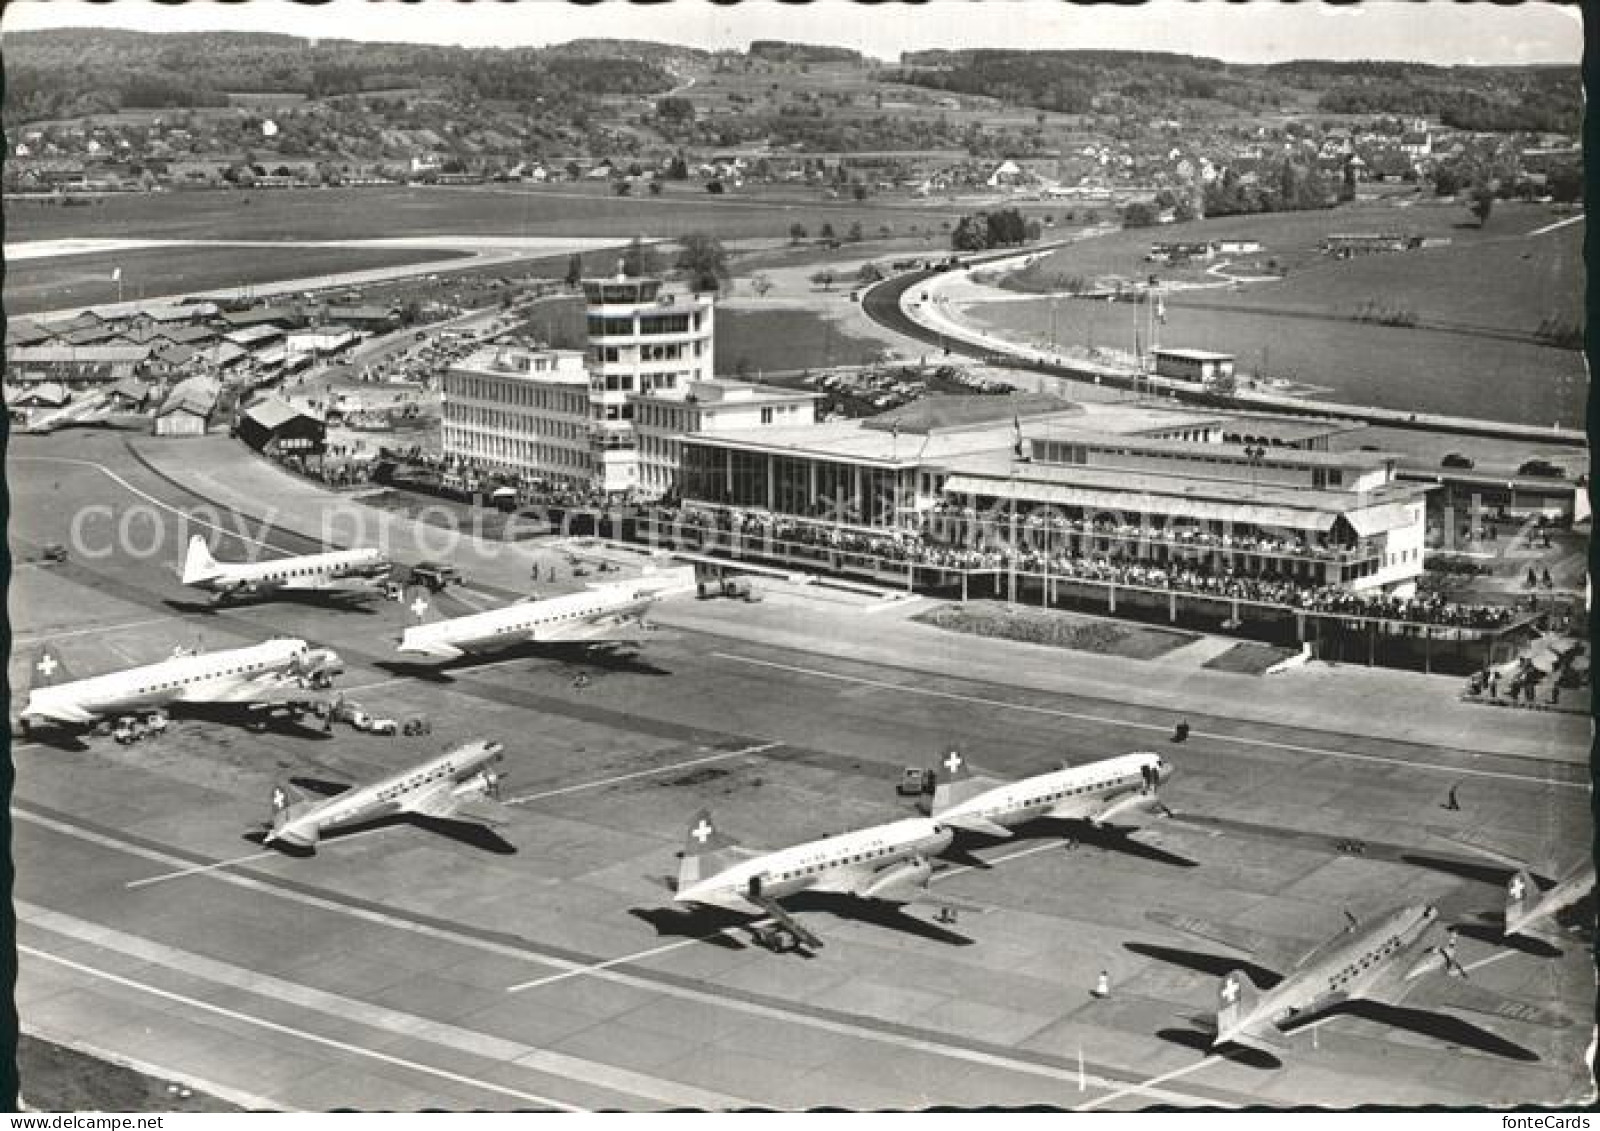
[{"x1": 7, "y1": 432, "x2": 1593, "y2": 1110}]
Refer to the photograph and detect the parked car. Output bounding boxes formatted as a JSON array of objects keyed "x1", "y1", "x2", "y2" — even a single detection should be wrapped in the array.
[
  {"x1": 1440, "y1": 453, "x2": 1475, "y2": 470},
  {"x1": 1518, "y1": 458, "x2": 1566, "y2": 479},
  {"x1": 408, "y1": 561, "x2": 462, "y2": 590}
]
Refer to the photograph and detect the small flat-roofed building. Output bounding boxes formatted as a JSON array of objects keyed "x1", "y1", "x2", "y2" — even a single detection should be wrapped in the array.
[
  {"x1": 223, "y1": 324, "x2": 287, "y2": 350},
  {"x1": 1153, "y1": 348, "x2": 1234, "y2": 389}
]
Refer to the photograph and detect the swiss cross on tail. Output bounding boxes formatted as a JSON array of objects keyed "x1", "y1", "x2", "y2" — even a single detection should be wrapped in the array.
[
  {"x1": 29, "y1": 645, "x2": 73, "y2": 689},
  {"x1": 404, "y1": 585, "x2": 436, "y2": 624},
  {"x1": 940, "y1": 748, "x2": 972, "y2": 781},
  {"x1": 682, "y1": 808, "x2": 737, "y2": 857}
]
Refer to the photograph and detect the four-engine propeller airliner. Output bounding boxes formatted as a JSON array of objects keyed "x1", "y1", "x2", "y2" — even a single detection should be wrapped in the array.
[
  {"x1": 1147, "y1": 904, "x2": 1569, "y2": 1054},
  {"x1": 667, "y1": 808, "x2": 969, "y2": 952},
  {"x1": 926, "y1": 748, "x2": 1173, "y2": 837},
  {"x1": 396, "y1": 571, "x2": 688, "y2": 660},
  {"x1": 181, "y1": 534, "x2": 392, "y2": 602},
  {"x1": 18, "y1": 638, "x2": 344, "y2": 734},
  {"x1": 265, "y1": 740, "x2": 509, "y2": 850}
]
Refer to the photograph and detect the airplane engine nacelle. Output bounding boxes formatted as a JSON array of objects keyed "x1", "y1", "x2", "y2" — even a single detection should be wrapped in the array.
[
  {"x1": 860, "y1": 855, "x2": 934, "y2": 903},
  {"x1": 454, "y1": 770, "x2": 501, "y2": 800}
]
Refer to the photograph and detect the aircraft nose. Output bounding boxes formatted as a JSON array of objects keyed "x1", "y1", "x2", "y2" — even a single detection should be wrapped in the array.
[{"x1": 485, "y1": 741, "x2": 505, "y2": 760}]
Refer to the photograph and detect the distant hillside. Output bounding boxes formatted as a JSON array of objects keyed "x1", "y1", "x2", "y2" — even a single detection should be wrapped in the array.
[
  {"x1": 891, "y1": 49, "x2": 1580, "y2": 133},
  {"x1": 749, "y1": 40, "x2": 863, "y2": 64},
  {"x1": 2, "y1": 28, "x2": 677, "y2": 126}
]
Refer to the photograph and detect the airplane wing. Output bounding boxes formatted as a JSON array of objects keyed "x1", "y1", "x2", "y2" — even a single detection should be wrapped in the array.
[
  {"x1": 179, "y1": 676, "x2": 332, "y2": 708},
  {"x1": 542, "y1": 616, "x2": 662, "y2": 646},
  {"x1": 402, "y1": 790, "x2": 510, "y2": 827},
  {"x1": 940, "y1": 813, "x2": 1014, "y2": 838},
  {"x1": 22, "y1": 699, "x2": 98, "y2": 726},
  {"x1": 1397, "y1": 974, "x2": 1571, "y2": 1030},
  {"x1": 1146, "y1": 910, "x2": 1311, "y2": 972}
]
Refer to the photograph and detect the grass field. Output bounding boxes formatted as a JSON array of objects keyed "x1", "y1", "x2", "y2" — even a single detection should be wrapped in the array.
[
  {"x1": 915, "y1": 601, "x2": 1198, "y2": 660},
  {"x1": 968, "y1": 199, "x2": 1588, "y2": 426},
  {"x1": 3, "y1": 245, "x2": 474, "y2": 315},
  {"x1": 715, "y1": 307, "x2": 888, "y2": 376},
  {"x1": 4, "y1": 182, "x2": 980, "y2": 246}
]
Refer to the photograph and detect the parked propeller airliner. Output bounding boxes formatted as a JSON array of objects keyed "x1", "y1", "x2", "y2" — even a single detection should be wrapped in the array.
[
  {"x1": 397, "y1": 568, "x2": 690, "y2": 660},
  {"x1": 1147, "y1": 904, "x2": 1568, "y2": 1055},
  {"x1": 667, "y1": 808, "x2": 971, "y2": 952},
  {"x1": 266, "y1": 740, "x2": 508, "y2": 850},
  {"x1": 182, "y1": 534, "x2": 392, "y2": 602},
  {"x1": 18, "y1": 637, "x2": 344, "y2": 734},
  {"x1": 927, "y1": 748, "x2": 1173, "y2": 837}
]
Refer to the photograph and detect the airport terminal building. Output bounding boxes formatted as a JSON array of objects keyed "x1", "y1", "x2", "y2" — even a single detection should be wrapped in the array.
[{"x1": 655, "y1": 394, "x2": 1431, "y2": 597}]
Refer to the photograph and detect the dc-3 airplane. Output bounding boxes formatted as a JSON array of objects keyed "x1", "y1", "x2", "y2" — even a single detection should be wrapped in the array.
[
  {"x1": 396, "y1": 568, "x2": 692, "y2": 661},
  {"x1": 667, "y1": 809, "x2": 974, "y2": 952},
  {"x1": 926, "y1": 748, "x2": 1173, "y2": 837},
  {"x1": 265, "y1": 739, "x2": 508, "y2": 850},
  {"x1": 182, "y1": 535, "x2": 392, "y2": 602},
  {"x1": 1147, "y1": 903, "x2": 1569, "y2": 1055},
  {"x1": 18, "y1": 638, "x2": 344, "y2": 735}
]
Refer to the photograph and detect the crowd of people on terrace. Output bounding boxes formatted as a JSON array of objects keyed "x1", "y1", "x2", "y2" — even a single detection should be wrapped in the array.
[{"x1": 657, "y1": 505, "x2": 1517, "y2": 629}]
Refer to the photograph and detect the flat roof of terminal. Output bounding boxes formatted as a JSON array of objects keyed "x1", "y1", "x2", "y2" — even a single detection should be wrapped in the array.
[
  {"x1": 1031, "y1": 431, "x2": 1398, "y2": 470},
  {"x1": 948, "y1": 450, "x2": 1431, "y2": 514},
  {"x1": 687, "y1": 419, "x2": 1012, "y2": 466}
]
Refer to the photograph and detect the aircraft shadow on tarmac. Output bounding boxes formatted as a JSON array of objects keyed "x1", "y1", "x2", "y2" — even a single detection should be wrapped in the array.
[
  {"x1": 1338, "y1": 1000, "x2": 1540, "y2": 1062},
  {"x1": 1155, "y1": 1026, "x2": 1282, "y2": 1070},
  {"x1": 1123, "y1": 941, "x2": 1282, "y2": 990},
  {"x1": 1400, "y1": 852, "x2": 1515, "y2": 888},
  {"x1": 163, "y1": 593, "x2": 383, "y2": 616},
  {"x1": 373, "y1": 643, "x2": 671, "y2": 684},
  {"x1": 629, "y1": 891, "x2": 976, "y2": 951},
  {"x1": 945, "y1": 818, "x2": 1198, "y2": 870}
]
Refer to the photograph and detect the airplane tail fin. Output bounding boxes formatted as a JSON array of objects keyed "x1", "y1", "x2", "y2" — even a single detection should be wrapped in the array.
[
  {"x1": 267, "y1": 779, "x2": 319, "y2": 845},
  {"x1": 181, "y1": 535, "x2": 224, "y2": 585},
  {"x1": 677, "y1": 809, "x2": 744, "y2": 891},
  {"x1": 1505, "y1": 870, "x2": 1538, "y2": 936},
  {"x1": 1215, "y1": 968, "x2": 1272, "y2": 1049},
  {"x1": 929, "y1": 748, "x2": 998, "y2": 816},
  {"x1": 27, "y1": 644, "x2": 75, "y2": 690},
  {"x1": 404, "y1": 585, "x2": 442, "y2": 625}
]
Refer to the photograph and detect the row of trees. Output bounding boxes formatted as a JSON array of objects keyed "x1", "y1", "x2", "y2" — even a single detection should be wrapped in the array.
[
  {"x1": 950, "y1": 208, "x2": 1041, "y2": 251},
  {"x1": 565, "y1": 234, "x2": 730, "y2": 293}
]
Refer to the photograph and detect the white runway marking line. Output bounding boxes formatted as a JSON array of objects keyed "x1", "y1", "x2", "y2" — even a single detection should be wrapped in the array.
[
  {"x1": 1528, "y1": 214, "x2": 1585, "y2": 237},
  {"x1": 19, "y1": 944, "x2": 588, "y2": 1112},
  {"x1": 124, "y1": 848, "x2": 276, "y2": 890},
  {"x1": 124, "y1": 825, "x2": 392, "y2": 889},
  {"x1": 712, "y1": 652, "x2": 1585, "y2": 790},
  {"x1": 13, "y1": 617, "x2": 174, "y2": 645},
  {"x1": 503, "y1": 741, "x2": 780, "y2": 806},
  {"x1": 1075, "y1": 1053, "x2": 1224, "y2": 1111}
]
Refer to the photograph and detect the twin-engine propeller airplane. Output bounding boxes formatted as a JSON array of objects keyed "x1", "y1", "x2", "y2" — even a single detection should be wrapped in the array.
[
  {"x1": 1147, "y1": 903, "x2": 1569, "y2": 1055},
  {"x1": 265, "y1": 740, "x2": 509, "y2": 851}
]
